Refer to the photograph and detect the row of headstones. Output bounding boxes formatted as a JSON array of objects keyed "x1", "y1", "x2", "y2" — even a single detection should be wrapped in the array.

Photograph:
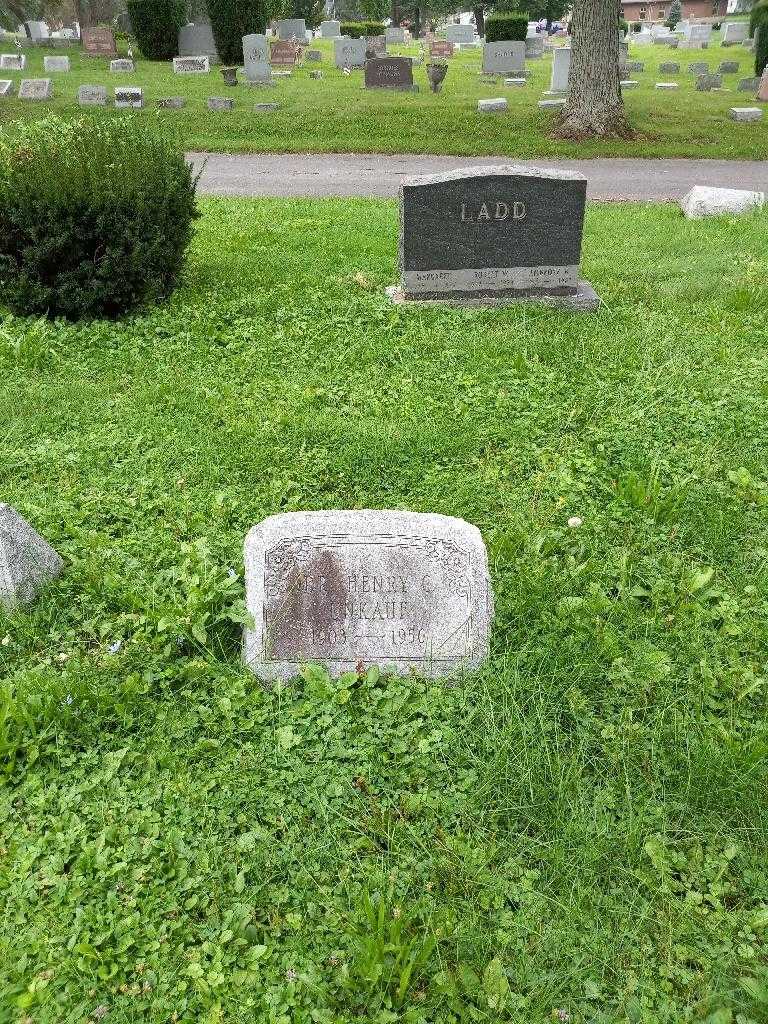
[{"x1": 0, "y1": 53, "x2": 137, "y2": 72}]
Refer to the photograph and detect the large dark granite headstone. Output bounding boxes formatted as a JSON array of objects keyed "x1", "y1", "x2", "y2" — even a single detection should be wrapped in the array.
[
  {"x1": 365, "y1": 56, "x2": 415, "y2": 90},
  {"x1": 394, "y1": 165, "x2": 598, "y2": 309}
]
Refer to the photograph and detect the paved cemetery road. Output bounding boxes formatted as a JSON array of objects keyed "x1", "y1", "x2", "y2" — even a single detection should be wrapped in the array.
[{"x1": 189, "y1": 153, "x2": 768, "y2": 201}]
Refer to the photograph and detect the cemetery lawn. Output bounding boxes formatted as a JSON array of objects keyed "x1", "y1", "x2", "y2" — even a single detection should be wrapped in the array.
[
  {"x1": 3, "y1": 197, "x2": 768, "y2": 1023},
  {"x1": 1, "y1": 36, "x2": 768, "y2": 158}
]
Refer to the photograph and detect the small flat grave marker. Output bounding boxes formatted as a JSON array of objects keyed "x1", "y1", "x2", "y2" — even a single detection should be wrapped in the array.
[
  {"x1": 158, "y1": 96, "x2": 186, "y2": 108},
  {"x1": 681, "y1": 185, "x2": 765, "y2": 218},
  {"x1": 391, "y1": 164, "x2": 598, "y2": 310},
  {"x1": 173, "y1": 55, "x2": 210, "y2": 73},
  {"x1": 110, "y1": 58, "x2": 135, "y2": 72},
  {"x1": 243, "y1": 510, "x2": 494, "y2": 682},
  {"x1": 114, "y1": 85, "x2": 142, "y2": 107},
  {"x1": 655, "y1": 81, "x2": 679, "y2": 89},
  {"x1": 207, "y1": 95, "x2": 233, "y2": 110},
  {"x1": 0, "y1": 53, "x2": 25, "y2": 71},
  {"x1": 738, "y1": 77, "x2": 760, "y2": 92},
  {"x1": 478, "y1": 97, "x2": 507, "y2": 112},
  {"x1": 254, "y1": 101, "x2": 279, "y2": 111},
  {"x1": 43, "y1": 55, "x2": 70, "y2": 72},
  {"x1": 729, "y1": 106, "x2": 762, "y2": 121},
  {"x1": 19, "y1": 78, "x2": 53, "y2": 100},
  {"x1": 78, "y1": 84, "x2": 107, "y2": 105}
]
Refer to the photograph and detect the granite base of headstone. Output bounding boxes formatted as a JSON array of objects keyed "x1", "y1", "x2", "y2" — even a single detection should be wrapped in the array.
[
  {"x1": 655, "y1": 81, "x2": 679, "y2": 89},
  {"x1": 0, "y1": 504, "x2": 63, "y2": 610},
  {"x1": 243, "y1": 510, "x2": 494, "y2": 682},
  {"x1": 388, "y1": 165, "x2": 600, "y2": 311},
  {"x1": 538, "y1": 97, "x2": 566, "y2": 108},
  {"x1": 254, "y1": 101, "x2": 279, "y2": 111},
  {"x1": 78, "y1": 84, "x2": 107, "y2": 105}
]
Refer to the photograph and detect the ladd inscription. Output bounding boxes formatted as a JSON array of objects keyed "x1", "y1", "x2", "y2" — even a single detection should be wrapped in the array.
[
  {"x1": 244, "y1": 510, "x2": 493, "y2": 681},
  {"x1": 461, "y1": 201, "x2": 526, "y2": 222}
]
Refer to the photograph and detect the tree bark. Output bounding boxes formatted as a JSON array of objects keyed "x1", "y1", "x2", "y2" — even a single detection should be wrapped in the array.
[
  {"x1": 473, "y1": 5, "x2": 484, "y2": 37},
  {"x1": 553, "y1": 0, "x2": 634, "y2": 140}
]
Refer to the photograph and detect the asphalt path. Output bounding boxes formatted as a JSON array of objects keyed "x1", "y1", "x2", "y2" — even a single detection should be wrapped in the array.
[{"x1": 189, "y1": 152, "x2": 767, "y2": 201}]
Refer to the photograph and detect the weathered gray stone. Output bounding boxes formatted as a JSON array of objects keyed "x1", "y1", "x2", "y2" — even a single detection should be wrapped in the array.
[
  {"x1": 114, "y1": 85, "x2": 142, "y2": 107},
  {"x1": 729, "y1": 106, "x2": 763, "y2": 121},
  {"x1": 173, "y1": 55, "x2": 209, "y2": 73},
  {"x1": 655, "y1": 81, "x2": 679, "y2": 89},
  {"x1": 43, "y1": 55, "x2": 70, "y2": 71},
  {"x1": 0, "y1": 504, "x2": 63, "y2": 610},
  {"x1": 659, "y1": 61, "x2": 680, "y2": 73},
  {"x1": 18, "y1": 78, "x2": 52, "y2": 100},
  {"x1": 207, "y1": 95, "x2": 233, "y2": 110},
  {"x1": 254, "y1": 101, "x2": 279, "y2": 111},
  {"x1": 680, "y1": 185, "x2": 765, "y2": 218},
  {"x1": 445, "y1": 23, "x2": 474, "y2": 44},
  {"x1": 550, "y1": 46, "x2": 570, "y2": 92},
  {"x1": 525, "y1": 34, "x2": 544, "y2": 58},
  {"x1": 242, "y1": 33, "x2": 271, "y2": 83},
  {"x1": 688, "y1": 61, "x2": 709, "y2": 74},
  {"x1": 178, "y1": 22, "x2": 219, "y2": 64},
  {"x1": 538, "y1": 97, "x2": 565, "y2": 108},
  {"x1": 722, "y1": 21, "x2": 748, "y2": 44},
  {"x1": 478, "y1": 97, "x2": 507, "y2": 112},
  {"x1": 365, "y1": 56, "x2": 415, "y2": 90},
  {"x1": 738, "y1": 77, "x2": 760, "y2": 92},
  {"x1": 320, "y1": 20, "x2": 341, "y2": 37},
  {"x1": 110, "y1": 58, "x2": 135, "y2": 72},
  {"x1": 696, "y1": 73, "x2": 721, "y2": 90},
  {"x1": 504, "y1": 77, "x2": 526, "y2": 86},
  {"x1": 0, "y1": 53, "x2": 25, "y2": 70},
  {"x1": 396, "y1": 164, "x2": 596, "y2": 309},
  {"x1": 366, "y1": 34, "x2": 387, "y2": 56},
  {"x1": 305, "y1": 48, "x2": 322, "y2": 60},
  {"x1": 626, "y1": 60, "x2": 644, "y2": 72},
  {"x1": 620, "y1": 79, "x2": 639, "y2": 88},
  {"x1": 243, "y1": 510, "x2": 494, "y2": 682},
  {"x1": 334, "y1": 36, "x2": 366, "y2": 69},
  {"x1": 78, "y1": 83, "x2": 107, "y2": 105},
  {"x1": 277, "y1": 18, "x2": 306, "y2": 40},
  {"x1": 482, "y1": 40, "x2": 526, "y2": 75},
  {"x1": 385, "y1": 26, "x2": 405, "y2": 43},
  {"x1": 157, "y1": 95, "x2": 186, "y2": 108},
  {"x1": 0, "y1": 80, "x2": 13, "y2": 96},
  {"x1": 718, "y1": 60, "x2": 739, "y2": 74}
]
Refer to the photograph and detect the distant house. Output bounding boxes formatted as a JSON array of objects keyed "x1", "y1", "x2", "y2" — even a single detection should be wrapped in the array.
[{"x1": 620, "y1": 0, "x2": 728, "y2": 20}]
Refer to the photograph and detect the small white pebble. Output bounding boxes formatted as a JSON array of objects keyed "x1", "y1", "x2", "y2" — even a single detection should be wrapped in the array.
[{"x1": 567, "y1": 516, "x2": 583, "y2": 528}]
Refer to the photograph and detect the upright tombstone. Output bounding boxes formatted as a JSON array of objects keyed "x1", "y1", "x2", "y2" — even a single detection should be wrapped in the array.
[
  {"x1": 243, "y1": 33, "x2": 272, "y2": 83},
  {"x1": 482, "y1": 40, "x2": 526, "y2": 74},
  {"x1": 0, "y1": 53, "x2": 26, "y2": 70},
  {"x1": 78, "y1": 84, "x2": 107, "y2": 105},
  {"x1": 385, "y1": 25, "x2": 406, "y2": 43},
  {"x1": 429, "y1": 40, "x2": 454, "y2": 58},
  {"x1": 722, "y1": 21, "x2": 748, "y2": 45},
  {"x1": 173, "y1": 55, "x2": 210, "y2": 73},
  {"x1": 684, "y1": 23, "x2": 711, "y2": 48},
  {"x1": 114, "y1": 85, "x2": 143, "y2": 107},
  {"x1": 320, "y1": 20, "x2": 341, "y2": 37},
  {"x1": 366, "y1": 34, "x2": 387, "y2": 56},
  {"x1": 0, "y1": 504, "x2": 63, "y2": 609},
  {"x1": 550, "y1": 46, "x2": 571, "y2": 92},
  {"x1": 25, "y1": 20, "x2": 49, "y2": 41},
  {"x1": 270, "y1": 39, "x2": 298, "y2": 67},
  {"x1": 390, "y1": 165, "x2": 599, "y2": 310},
  {"x1": 178, "y1": 22, "x2": 219, "y2": 64},
  {"x1": 334, "y1": 35, "x2": 366, "y2": 68},
  {"x1": 277, "y1": 18, "x2": 306, "y2": 40},
  {"x1": 365, "y1": 56, "x2": 416, "y2": 90},
  {"x1": 759, "y1": 68, "x2": 768, "y2": 102},
  {"x1": 243, "y1": 510, "x2": 493, "y2": 682},
  {"x1": 43, "y1": 55, "x2": 70, "y2": 72},
  {"x1": 445, "y1": 23, "x2": 475, "y2": 45},
  {"x1": 82, "y1": 25, "x2": 117, "y2": 57},
  {"x1": 525, "y1": 34, "x2": 544, "y2": 58},
  {"x1": 18, "y1": 78, "x2": 53, "y2": 100}
]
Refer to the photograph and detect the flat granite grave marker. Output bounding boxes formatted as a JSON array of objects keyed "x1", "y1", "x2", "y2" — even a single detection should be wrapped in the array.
[
  {"x1": 207, "y1": 95, "x2": 233, "y2": 110},
  {"x1": 78, "y1": 84, "x2": 107, "y2": 105},
  {"x1": 334, "y1": 36, "x2": 366, "y2": 68},
  {"x1": 482, "y1": 41, "x2": 526, "y2": 75},
  {"x1": 114, "y1": 86, "x2": 142, "y2": 107},
  {"x1": 173, "y1": 55, "x2": 210, "y2": 73},
  {"x1": 0, "y1": 504, "x2": 63, "y2": 610},
  {"x1": 19, "y1": 78, "x2": 53, "y2": 100},
  {"x1": 738, "y1": 77, "x2": 760, "y2": 92},
  {"x1": 110, "y1": 58, "x2": 135, "y2": 72},
  {"x1": 478, "y1": 96, "x2": 507, "y2": 112},
  {"x1": 43, "y1": 55, "x2": 70, "y2": 72},
  {"x1": 0, "y1": 80, "x2": 13, "y2": 96},
  {"x1": 243, "y1": 510, "x2": 493, "y2": 682},
  {"x1": 82, "y1": 25, "x2": 116, "y2": 57},
  {"x1": 365, "y1": 56, "x2": 415, "y2": 90},
  {"x1": 729, "y1": 106, "x2": 762, "y2": 121},
  {"x1": 158, "y1": 95, "x2": 186, "y2": 108},
  {"x1": 0, "y1": 53, "x2": 25, "y2": 70},
  {"x1": 390, "y1": 165, "x2": 598, "y2": 310}
]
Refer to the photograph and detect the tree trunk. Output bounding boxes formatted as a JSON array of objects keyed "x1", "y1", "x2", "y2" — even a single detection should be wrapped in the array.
[
  {"x1": 473, "y1": 5, "x2": 484, "y2": 36},
  {"x1": 553, "y1": 0, "x2": 634, "y2": 140}
]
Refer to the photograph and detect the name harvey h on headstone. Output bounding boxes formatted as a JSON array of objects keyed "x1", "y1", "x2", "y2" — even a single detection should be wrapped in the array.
[
  {"x1": 391, "y1": 165, "x2": 599, "y2": 310},
  {"x1": 365, "y1": 56, "x2": 415, "y2": 90},
  {"x1": 243, "y1": 511, "x2": 493, "y2": 681}
]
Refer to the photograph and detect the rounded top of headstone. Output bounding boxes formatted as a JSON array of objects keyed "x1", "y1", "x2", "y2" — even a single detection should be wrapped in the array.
[{"x1": 402, "y1": 164, "x2": 587, "y2": 191}]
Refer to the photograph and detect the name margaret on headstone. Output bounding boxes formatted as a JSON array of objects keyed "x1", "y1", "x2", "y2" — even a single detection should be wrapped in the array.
[{"x1": 243, "y1": 510, "x2": 493, "y2": 682}]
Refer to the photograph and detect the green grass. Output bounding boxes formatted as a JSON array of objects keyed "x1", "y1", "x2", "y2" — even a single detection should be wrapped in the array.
[
  {"x1": 0, "y1": 32, "x2": 767, "y2": 158},
  {"x1": 2, "y1": 197, "x2": 768, "y2": 1023}
]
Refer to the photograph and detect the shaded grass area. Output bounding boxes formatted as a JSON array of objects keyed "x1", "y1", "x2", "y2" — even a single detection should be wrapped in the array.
[
  {"x1": 0, "y1": 35, "x2": 766, "y2": 157},
  {"x1": 1, "y1": 199, "x2": 768, "y2": 1022}
]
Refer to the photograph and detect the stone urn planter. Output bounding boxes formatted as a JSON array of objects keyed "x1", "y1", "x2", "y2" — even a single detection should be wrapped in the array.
[
  {"x1": 221, "y1": 66, "x2": 238, "y2": 86},
  {"x1": 426, "y1": 61, "x2": 448, "y2": 92}
]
